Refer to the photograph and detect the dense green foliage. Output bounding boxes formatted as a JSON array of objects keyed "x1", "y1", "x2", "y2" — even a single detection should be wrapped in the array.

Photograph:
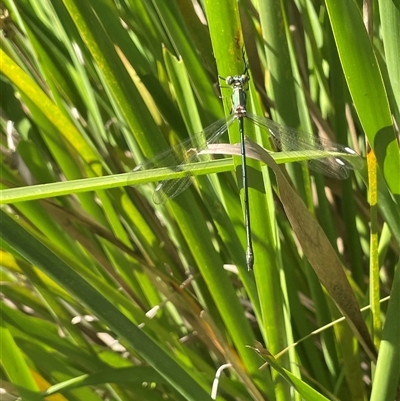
[{"x1": 1, "y1": 0, "x2": 399, "y2": 400}]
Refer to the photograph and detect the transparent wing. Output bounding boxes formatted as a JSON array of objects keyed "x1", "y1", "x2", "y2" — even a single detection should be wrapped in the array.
[
  {"x1": 246, "y1": 113, "x2": 364, "y2": 179},
  {"x1": 135, "y1": 114, "x2": 236, "y2": 204}
]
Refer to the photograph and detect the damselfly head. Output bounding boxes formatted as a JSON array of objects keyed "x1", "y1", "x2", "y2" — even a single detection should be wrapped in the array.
[{"x1": 225, "y1": 74, "x2": 249, "y2": 87}]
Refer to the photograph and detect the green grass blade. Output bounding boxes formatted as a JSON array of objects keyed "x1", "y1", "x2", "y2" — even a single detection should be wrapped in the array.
[{"x1": 325, "y1": 0, "x2": 400, "y2": 197}]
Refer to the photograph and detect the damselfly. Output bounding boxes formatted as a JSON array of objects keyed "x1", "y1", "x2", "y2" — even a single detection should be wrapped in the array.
[{"x1": 136, "y1": 73, "x2": 364, "y2": 270}]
